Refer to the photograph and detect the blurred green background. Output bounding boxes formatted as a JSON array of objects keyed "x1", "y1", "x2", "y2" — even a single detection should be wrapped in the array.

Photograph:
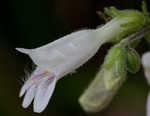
[{"x1": 0, "y1": 0, "x2": 150, "y2": 116}]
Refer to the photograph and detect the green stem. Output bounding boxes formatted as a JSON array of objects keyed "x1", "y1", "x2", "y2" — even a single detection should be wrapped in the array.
[{"x1": 120, "y1": 25, "x2": 150, "y2": 46}]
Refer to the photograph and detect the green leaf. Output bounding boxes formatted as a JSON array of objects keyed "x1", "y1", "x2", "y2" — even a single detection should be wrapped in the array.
[{"x1": 126, "y1": 48, "x2": 140, "y2": 73}]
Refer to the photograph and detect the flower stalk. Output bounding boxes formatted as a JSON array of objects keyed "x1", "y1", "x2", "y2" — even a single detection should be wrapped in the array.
[{"x1": 79, "y1": 24, "x2": 150, "y2": 113}]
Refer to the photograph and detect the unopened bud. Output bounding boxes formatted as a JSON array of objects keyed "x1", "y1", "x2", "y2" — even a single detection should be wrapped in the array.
[
  {"x1": 79, "y1": 44, "x2": 127, "y2": 112},
  {"x1": 126, "y1": 48, "x2": 140, "y2": 73}
]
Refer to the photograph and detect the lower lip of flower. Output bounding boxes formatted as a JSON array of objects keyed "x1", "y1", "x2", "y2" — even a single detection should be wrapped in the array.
[{"x1": 27, "y1": 70, "x2": 55, "y2": 90}]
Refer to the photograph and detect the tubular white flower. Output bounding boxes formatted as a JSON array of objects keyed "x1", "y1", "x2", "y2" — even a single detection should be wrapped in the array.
[
  {"x1": 17, "y1": 29, "x2": 104, "y2": 113},
  {"x1": 147, "y1": 92, "x2": 150, "y2": 116},
  {"x1": 142, "y1": 52, "x2": 150, "y2": 84},
  {"x1": 142, "y1": 52, "x2": 150, "y2": 116},
  {"x1": 17, "y1": 16, "x2": 134, "y2": 113}
]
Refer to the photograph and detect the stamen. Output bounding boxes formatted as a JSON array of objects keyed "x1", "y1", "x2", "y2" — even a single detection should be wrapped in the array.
[
  {"x1": 44, "y1": 71, "x2": 51, "y2": 76},
  {"x1": 26, "y1": 71, "x2": 53, "y2": 91}
]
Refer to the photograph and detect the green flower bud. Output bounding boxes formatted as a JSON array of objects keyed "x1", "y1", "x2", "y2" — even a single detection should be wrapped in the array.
[
  {"x1": 103, "y1": 7, "x2": 146, "y2": 43},
  {"x1": 79, "y1": 6, "x2": 149, "y2": 113},
  {"x1": 126, "y1": 48, "x2": 140, "y2": 73},
  {"x1": 103, "y1": 44, "x2": 127, "y2": 90},
  {"x1": 79, "y1": 44, "x2": 127, "y2": 112}
]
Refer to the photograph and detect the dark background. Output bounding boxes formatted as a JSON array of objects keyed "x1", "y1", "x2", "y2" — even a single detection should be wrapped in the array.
[{"x1": 0, "y1": 0, "x2": 150, "y2": 116}]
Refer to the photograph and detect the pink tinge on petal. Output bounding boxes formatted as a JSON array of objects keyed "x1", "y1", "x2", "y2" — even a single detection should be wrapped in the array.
[
  {"x1": 20, "y1": 71, "x2": 56, "y2": 111},
  {"x1": 19, "y1": 67, "x2": 52, "y2": 98},
  {"x1": 34, "y1": 73, "x2": 55, "y2": 89},
  {"x1": 26, "y1": 73, "x2": 44, "y2": 91},
  {"x1": 26, "y1": 71, "x2": 53, "y2": 91},
  {"x1": 19, "y1": 68, "x2": 42, "y2": 97},
  {"x1": 33, "y1": 74, "x2": 57, "y2": 113}
]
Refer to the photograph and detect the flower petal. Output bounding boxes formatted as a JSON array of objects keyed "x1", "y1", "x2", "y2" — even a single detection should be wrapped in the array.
[
  {"x1": 16, "y1": 48, "x2": 33, "y2": 55},
  {"x1": 142, "y1": 52, "x2": 150, "y2": 85},
  {"x1": 147, "y1": 92, "x2": 150, "y2": 116},
  {"x1": 19, "y1": 67, "x2": 43, "y2": 97},
  {"x1": 22, "y1": 85, "x2": 37, "y2": 108},
  {"x1": 33, "y1": 76, "x2": 56, "y2": 113},
  {"x1": 19, "y1": 86, "x2": 26, "y2": 98}
]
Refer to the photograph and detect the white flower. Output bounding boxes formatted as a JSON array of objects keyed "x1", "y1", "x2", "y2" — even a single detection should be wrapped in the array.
[
  {"x1": 147, "y1": 92, "x2": 150, "y2": 116},
  {"x1": 17, "y1": 16, "x2": 132, "y2": 113},
  {"x1": 142, "y1": 52, "x2": 150, "y2": 116},
  {"x1": 142, "y1": 52, "x2": 150, "y2": 84},
  {"x1": 17, "y1": 29, "x2": 104, "y2": 113}
]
